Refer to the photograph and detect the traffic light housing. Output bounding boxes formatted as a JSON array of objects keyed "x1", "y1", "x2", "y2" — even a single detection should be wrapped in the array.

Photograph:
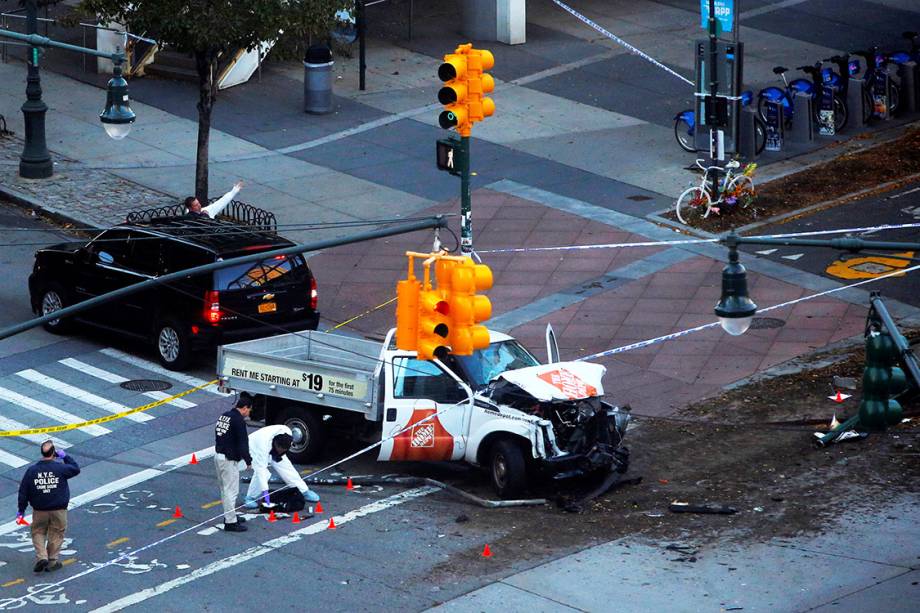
[
  {"x1": 417, "y1": 289, "x2": 451, "y2": 361},
  {"x1": 395, "y1": 252, "x2": 493, "y2": 360},
  {"x1": 438, "y1": 44, "x2": 495, "y2": 136},
  {"x1": 858, "y1": 330, "x2": 908, "y2": 429},
  {"x1": 446, "y1": 258, "x2": 493, "y2": 356}
]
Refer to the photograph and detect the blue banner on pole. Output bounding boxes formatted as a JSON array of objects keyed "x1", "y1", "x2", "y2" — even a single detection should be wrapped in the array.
[{"x1": 701, "y1": 0, "x2": 735, "y2": 34}]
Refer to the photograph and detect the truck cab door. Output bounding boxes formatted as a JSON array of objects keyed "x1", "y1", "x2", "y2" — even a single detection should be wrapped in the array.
[
  {"x1": 378, "y1": 355, "x2": 470, "y2": 462},
  {"x1": 545, "y1": 323, "x2": 560, "y2": 364}
]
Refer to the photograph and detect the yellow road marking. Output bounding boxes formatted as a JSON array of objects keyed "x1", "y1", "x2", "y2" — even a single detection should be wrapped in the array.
[
  {"x1": 156, "y1": 518, "x2": 177, "y2": 528},
  {"x1": 201, "y1": 500, "x2": 222, "y2": 510},
  {"x1": 0, "y1": 379, "x2": 218, "y2": 437},
  {"x1": 62, "y1": 558, "x2": 76, "y2": 567},
  {"x1": 1, "y1": 579, "x2": 23, "y2": 588},
  {"x1": 106, "y1": 537, "x2": 129, "y2": 548},
  {"x1": 826, "y1": 252, "x2": 914, "y2": 280}
]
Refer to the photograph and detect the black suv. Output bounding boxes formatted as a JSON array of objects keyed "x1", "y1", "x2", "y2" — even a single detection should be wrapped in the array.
[{"x1": 29, "y1": 214, "x2": 319, "y2": 370}]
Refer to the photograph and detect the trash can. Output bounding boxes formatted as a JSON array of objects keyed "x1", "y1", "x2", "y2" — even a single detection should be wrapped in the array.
[{"x1": 303, "y1": 45, "x2": 334, "y2": 114}]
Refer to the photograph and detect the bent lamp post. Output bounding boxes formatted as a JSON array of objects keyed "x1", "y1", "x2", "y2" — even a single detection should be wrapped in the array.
[
  {"x1": 714, "y1": 230, "x2": 920, "y2": 441},
  {"x1": 0, "y1": 0, "x2": 136, "y2": 178}
]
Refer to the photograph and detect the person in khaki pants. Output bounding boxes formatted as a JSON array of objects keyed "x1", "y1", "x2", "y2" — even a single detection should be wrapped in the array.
[
  {"x1": 214, "y1": 392, "x2": 253, "y2": 532},
  {"x1": 17, "y1": 441, "x2": 80, "y2": 572}
]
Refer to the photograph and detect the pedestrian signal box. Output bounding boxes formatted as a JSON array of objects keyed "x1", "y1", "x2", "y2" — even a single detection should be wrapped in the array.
[{"x1": 436, "y1": 138, "x2": 461, "y2": 175}]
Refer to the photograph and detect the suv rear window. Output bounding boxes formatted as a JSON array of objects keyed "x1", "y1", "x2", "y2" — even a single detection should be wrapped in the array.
[{"x1": 214, "y1": 254, "x2": 309, "y2": 290}]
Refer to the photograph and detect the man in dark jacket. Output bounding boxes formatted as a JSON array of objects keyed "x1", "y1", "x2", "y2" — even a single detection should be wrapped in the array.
[
  {"x1": 17, "y1": 441, "x2": 80, "y2": 573},
  {"x1": 215, "y1": 392, "x2": 253, "y2": 532}
]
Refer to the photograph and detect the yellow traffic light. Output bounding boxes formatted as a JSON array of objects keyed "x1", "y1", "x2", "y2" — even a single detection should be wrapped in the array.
[
  {"x1": 417, "y1": 289, "x2": 451, "y2": 361},
  {"x1": 447, "y1": 258, "x2": 493, "y2": 355},
  {"x1": 395, "y1": 276, "x2": 420, "y2": 351},
  {"x1": 438, "y1": 44, "x2": 495, "y2": 136}
]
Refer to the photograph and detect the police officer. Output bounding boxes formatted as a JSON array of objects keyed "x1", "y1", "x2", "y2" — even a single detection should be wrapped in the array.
[
  {"x1": 215, "y1": 392, "x2": 253, "y2": 532},
  {"x1": 17, "y1": 441, "x2": 80, "y2": 573}
]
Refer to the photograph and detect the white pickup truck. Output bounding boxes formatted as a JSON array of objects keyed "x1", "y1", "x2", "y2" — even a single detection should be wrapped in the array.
[{"x1": 216, "y1": 327, "x2": 630, "y2": 498}]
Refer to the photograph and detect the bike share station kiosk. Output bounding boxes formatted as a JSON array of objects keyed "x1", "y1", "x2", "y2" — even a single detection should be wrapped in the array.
[{"x1": 693, "y1": 1, "x2": 758, "y2": 162}]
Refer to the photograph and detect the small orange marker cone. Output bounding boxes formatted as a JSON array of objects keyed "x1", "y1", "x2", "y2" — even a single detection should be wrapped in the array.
[
  {"x1": 267, "y1": 509, "x2": 277, "y2": 522},
  {"x1": 327, "y1": 517, "x2": 337, "y2": 530},
  {"x1": 315, "y1": 502, "x2": 324, "y2": 514},
  {"x1": 189, "y1": 453, "x2": 198, "y2": 465},
  {"x1": 345, "y1": 477, "x2": 354, "y2": 491},
  {"x1": 482, "y1": 544, "x2": 492, "y2": 558},
  {"x1": 16, "y1": 516, "x2": 29, "y2": 526},
  {"x1": 834, "y1": 391, "x2": 844, "y2": 403},
  {"x1": 292, "y1": 512, "x2": 301, "y2": 524},
  {"x1": 173, "y1": 506, "x2": 183, "y2": 518}
]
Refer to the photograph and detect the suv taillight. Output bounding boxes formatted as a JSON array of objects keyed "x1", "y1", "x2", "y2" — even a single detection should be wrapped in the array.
[
  {"x1": 310, "y1": 277, "x2": 318, "y2": 310},
  {"x1": 204, "y1": 290, "x2": 222, "y2": 324}
]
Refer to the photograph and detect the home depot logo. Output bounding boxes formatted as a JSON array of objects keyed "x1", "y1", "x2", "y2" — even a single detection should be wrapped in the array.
[
  {"x1": 537, "y1": 368, "x2": 597, "y2": 399},
  {"x1": 411, "y1": 423, "x2": 435, "y2": 448}
]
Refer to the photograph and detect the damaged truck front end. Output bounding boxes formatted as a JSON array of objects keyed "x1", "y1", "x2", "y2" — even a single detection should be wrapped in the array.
[{"x1": 476, "y1": 362, "x2": 631, "y2": 496}]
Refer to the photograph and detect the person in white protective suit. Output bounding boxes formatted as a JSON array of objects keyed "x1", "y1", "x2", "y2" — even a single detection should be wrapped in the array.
[{"x1": 243, "y1": 425, "x2": 320, "y2": 509}]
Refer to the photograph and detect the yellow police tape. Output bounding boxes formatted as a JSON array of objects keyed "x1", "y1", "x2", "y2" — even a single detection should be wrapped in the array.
[
  {"x1": 0, "y1": 379, "x2": 218, "y2": 437},
  {"x1": 328, "y1": 296, "x2": 397, "y2": 331}
]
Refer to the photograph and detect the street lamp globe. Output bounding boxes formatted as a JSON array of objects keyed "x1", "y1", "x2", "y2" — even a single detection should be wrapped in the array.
[
  {"x1": 99, "y1": 63, "x2": 135, "y2": 140},
  {"x1": 715, "y1": 240, "x2": 757, "y2": 336}
]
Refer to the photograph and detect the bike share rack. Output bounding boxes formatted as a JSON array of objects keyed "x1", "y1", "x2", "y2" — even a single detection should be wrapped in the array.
[
  {"x1": 848, "y1": 76, "x2": 868, "y2": 130},
  {"x1": 899, "y1": 60, "x2": 918, "y2": 112},
  {"x1": 789, "y1": 90, "x2": 814, "y2": 143},
  {"x1": 738, "y1": 107, "x2": 758, "y2": 160},
  {"x1": 764, "y1": 101, "x2": 784, "y2": 152}
]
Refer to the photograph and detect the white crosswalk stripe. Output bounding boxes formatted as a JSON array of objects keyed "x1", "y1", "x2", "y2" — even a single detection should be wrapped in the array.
[
  {"x1": 58, "y1": 359, "x2": 196, "y2": 410},
  {"x1": 99, "y1": 348, "x2": 225, "y2": 395},
  {"x1": 0, "y1": 414, "x2": 71, "y2": 448},
  {"x1": 17, "y1": 369, "x2": 154, "y2": 423},
  {"x1": 0, "y1": 447, "x2": 27, "y2": 468},
  {"x1": 0, "y1": 386, "x2": 110, "y2": 436}
]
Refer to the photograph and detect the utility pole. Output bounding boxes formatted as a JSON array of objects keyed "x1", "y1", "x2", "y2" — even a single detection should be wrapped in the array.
[{"x1": 706, "y1": 0, "x2": 721, "y2": 192}]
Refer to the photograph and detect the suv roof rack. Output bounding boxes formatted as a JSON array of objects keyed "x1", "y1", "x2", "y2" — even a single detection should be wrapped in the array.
[{"x1": 125, "y1": 199, "x2": 277, "y2": 233}]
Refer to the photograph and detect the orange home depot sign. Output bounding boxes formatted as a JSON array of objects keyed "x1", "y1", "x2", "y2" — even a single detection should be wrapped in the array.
[
  {"x1": 390, "y1": 408, "x2": 454, "y2": 461},
  {"x1": 537, "y1": 368, "x2": 598, "y2": 399}
]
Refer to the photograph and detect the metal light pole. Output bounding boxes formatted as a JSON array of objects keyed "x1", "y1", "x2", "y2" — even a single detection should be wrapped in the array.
[
  {"x1": 459, "y1": 134, "x2": 472, "y2": 254},
  {"x1": 0, "y1": 0, "x2": 137, "y2": 179},
  {"x1": 19, "y1": 0, "x2": 51, "y2": 178},
  {"x1": 706, "y1": 0, "x2": 721, "y2": 191}
]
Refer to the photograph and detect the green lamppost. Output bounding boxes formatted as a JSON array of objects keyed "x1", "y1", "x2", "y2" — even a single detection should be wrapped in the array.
[{"x1": 0, "y1": 0, "x2": 136, "y2": 179}]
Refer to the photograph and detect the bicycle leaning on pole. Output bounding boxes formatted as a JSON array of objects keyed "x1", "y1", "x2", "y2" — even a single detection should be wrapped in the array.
[{"x1": 675, "y1": 158, "x2": 757, "y2": 225}]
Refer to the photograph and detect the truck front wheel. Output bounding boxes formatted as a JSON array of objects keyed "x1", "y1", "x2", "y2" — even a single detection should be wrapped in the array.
[
  {"x1": 280, "y1": 408, "x2": 326, "y2": 464},
  {"x1": 490, "y1": 439, "x2": 528, "y2": 499}
]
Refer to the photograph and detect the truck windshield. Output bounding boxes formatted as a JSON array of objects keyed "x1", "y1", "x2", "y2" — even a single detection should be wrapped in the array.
[{"x1": 454, "y1": 340, "x2": 540, "y2": 388}]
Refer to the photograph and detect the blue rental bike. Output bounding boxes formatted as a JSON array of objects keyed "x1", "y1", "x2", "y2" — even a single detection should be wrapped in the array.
[
  {"x1": 757, "y1": 63, "x2": 848, "y2": 132},
  {"x1": 851, "y1": 48, "x2": 901, "y2": 118},
  {"x1": 673, "y1": 90, "x2": 766, "y2": 154}
]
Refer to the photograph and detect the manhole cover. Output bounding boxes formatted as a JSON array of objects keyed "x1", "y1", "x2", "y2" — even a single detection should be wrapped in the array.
[
  {"x1": 120, "y1": 379, "x2": 172, "y2": 392},
  {"x1": 749, "y1": 317, "x2": 786, "y2": 329},
  {"x1": 626, "y1": 194, "x2": 653, "y2": 201}
]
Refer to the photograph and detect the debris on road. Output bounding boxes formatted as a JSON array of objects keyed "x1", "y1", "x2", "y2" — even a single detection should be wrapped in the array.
[{"x1": 668, "y1": 502, "x2": 738, "y2": 515}]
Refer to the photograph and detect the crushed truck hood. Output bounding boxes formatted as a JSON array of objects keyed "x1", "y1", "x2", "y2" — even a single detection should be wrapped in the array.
[{"x1": 496, "y1": 362, "x2": 606, "y2": 402}]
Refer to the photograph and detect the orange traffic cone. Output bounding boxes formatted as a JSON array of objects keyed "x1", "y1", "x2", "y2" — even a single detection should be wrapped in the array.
[
  {"x1": 173, "y1": 506, "x2": 183, "y2": 518},
  {"x1": 16, "y1": 516, "x2": 29, "y2": 526},
  {"x1": 315, "y1": 502, "x2": 324, "y2": 514},
  {"x1": 482, "y1": 544, "x2": 492, "y2": 558},
  {"x1": 189, "y1": 453, "x2": 198, "y2": 465},
  {"x1": 345, "y1": 477, "x2": 354, "y2": 491},
  {"x1": 292, "y1": 512, "x2": 301, "y2": 524},
  {"x1": 267, "y1": 509, "x2": 277, "y2": 522},
  {"x1": 327, "y1": 517, "x2": 337, "y2": 530},
  {"x1": 834, "y1": 391, "x2": 844, "y2": 403}
]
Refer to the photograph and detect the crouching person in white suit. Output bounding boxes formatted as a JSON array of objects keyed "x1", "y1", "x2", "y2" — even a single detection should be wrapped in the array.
[{"x1": 243, "y1": 424, "x2": 320, "y2": 509}]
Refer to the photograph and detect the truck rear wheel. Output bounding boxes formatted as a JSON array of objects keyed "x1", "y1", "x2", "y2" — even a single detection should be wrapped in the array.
[
  {"x1": 280, "y1": 408, "x2": 326, "y2": 464},
  {"x1": 490, "y1": 439, "x2": 528, "y2": 499}
]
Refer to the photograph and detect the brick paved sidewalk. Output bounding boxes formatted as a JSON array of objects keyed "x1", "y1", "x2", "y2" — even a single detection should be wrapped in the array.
[{"x1": 0, "y1": 135, "x2": 174, "y2": 229}]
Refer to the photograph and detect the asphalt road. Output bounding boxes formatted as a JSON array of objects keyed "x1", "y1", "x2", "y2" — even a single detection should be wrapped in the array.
[{"x1": 740, "y1": 179, "x2": 920, "y2": 309}]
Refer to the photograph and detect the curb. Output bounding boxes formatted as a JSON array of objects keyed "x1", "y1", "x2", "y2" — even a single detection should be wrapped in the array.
[{"x1": 0, "y1": 181, "x2": 104, "y2": 233}]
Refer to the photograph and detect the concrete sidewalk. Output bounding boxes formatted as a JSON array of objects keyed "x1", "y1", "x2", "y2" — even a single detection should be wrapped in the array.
[{"x1": 431, "y1": 495, "x2": 920, "y2": 612}]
